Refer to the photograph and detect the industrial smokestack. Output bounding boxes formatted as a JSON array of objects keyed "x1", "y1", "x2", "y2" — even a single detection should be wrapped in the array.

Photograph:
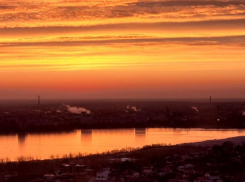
[{"x1": 210, "y1": 96, "x2": 212, "y2": 104}]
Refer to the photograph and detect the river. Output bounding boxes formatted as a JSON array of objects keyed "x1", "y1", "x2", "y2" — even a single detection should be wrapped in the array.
[{"x1": 1, "y1": 128, "x2": 245, "y2": 161}]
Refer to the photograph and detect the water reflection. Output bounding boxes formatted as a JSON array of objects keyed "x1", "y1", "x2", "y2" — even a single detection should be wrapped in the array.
[
  {"x1": 81, "y1": 129, "x2": 92, "y2": 146},
  {"x1": 18, "y1": 133, "x2": 27, "y2": 145},
  {"x1": 135, "y1": 128, "x2": 146, "y2": 135},
  {"x1": 18, "y1": 133, "x2": 27, "y2": 156},
  {"x1": 135, "y1": 128, "x2": 146, "y2": 147},
  {"x1": 0, "y1": 128, "x2": 245, "y2": 161}
]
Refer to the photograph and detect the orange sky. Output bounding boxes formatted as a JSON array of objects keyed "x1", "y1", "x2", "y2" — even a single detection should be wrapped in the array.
[{"x1": 0, "y1": 0, "x2": 245, "y2": 99}]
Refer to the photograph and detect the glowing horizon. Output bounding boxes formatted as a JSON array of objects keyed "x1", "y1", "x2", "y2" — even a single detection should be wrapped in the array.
[{"x1": 1, "y1": 0, "x2": 245, "y2": 99}]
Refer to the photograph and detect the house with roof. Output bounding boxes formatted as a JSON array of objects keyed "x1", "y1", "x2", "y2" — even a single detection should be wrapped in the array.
[{"x1": 95, "y1": 169, "x2": 111, "y2": 182}]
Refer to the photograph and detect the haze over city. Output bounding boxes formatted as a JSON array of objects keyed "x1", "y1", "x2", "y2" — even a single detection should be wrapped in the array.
[
  {"x1": 1, "y1": 0, "x2": 245, "y2": 99},
  {"x1": 1, "y1": 1, "x2": 245, "y2": 182}
]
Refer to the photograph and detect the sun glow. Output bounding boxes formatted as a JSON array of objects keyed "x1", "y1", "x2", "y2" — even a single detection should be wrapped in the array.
[{"x1": 0, "y1": 0, "x2": 245, "y2": 98}]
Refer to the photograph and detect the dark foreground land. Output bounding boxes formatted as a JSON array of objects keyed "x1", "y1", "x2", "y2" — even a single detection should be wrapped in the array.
[
  {"x1": 0, "y1": 99, "x2": 245, "y2": 133},
  {"x1": 1, "y1": 136, "x2": 245, "y2": 182}
]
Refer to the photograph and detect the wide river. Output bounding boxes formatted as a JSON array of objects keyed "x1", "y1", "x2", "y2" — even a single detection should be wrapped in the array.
[{"x1": 1, "y1": 128, "x2": 245, "y2": 161}]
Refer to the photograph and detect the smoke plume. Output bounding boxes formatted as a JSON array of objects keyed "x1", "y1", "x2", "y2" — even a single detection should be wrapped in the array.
[
  {"x1": 191, "y1": 107, "x2": 199, "y2": 113},
  {"x1": 65, "y1": 104, "x2": 91, "y2": 114},
  {"x1": 126, "y1": 105, "x2": 140, "y2": 112}
]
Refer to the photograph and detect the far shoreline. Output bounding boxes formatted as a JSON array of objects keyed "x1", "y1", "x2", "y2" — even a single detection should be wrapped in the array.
[{"x1": 1, "y1": 125, "x2": 245, "y2": 135}]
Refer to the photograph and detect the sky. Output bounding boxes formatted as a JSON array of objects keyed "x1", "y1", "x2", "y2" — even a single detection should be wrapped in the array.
[{"x1": 0, "y1": 0, "x2": 245, "y2": 99}]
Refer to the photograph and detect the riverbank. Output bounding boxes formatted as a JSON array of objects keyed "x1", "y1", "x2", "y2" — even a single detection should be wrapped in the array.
[
  {"x1": 180, "y1": 135, "x2": 245, "y2": 146},
  {"x1": 1, "y1": 125, "x2": 245, "y2": 135}
]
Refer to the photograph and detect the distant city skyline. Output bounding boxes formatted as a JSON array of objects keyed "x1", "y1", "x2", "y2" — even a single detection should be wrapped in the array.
[{"x1": 0, "y1": 0, "x2": 245, "y2": 99}]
